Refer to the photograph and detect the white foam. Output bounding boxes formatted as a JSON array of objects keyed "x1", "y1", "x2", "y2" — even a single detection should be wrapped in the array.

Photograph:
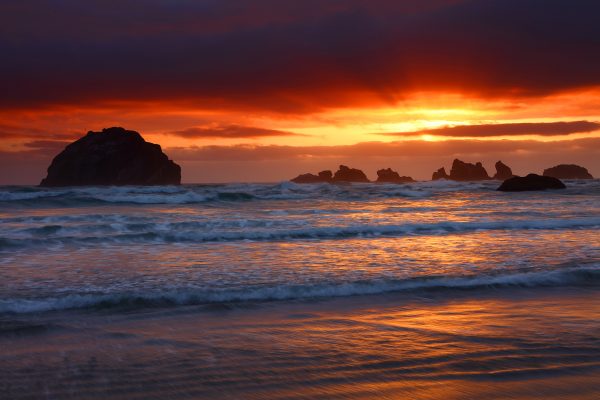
[{"x1": 1, "y1": 266, "x2": 597, "y2": 314}]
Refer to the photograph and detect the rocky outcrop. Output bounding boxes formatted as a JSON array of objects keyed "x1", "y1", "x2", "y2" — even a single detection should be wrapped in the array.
[
  {"x1": 543, "y1": 164, "x2": 593, "y2": 179},
  {"x1": 493, "y1": 161, "x2": 513, "y2": 180},
  {"x1": 376, "y1": 168, "x2": 415, "y2": 183},
  {"x1": 432, "y1": 167, "x2": 449, "y2": 180},
  {"x1": 449, "y1": 159, "x2": 490, "y2": 181},
  {"x1": 497, "y1": 174, "x2": 566, "y2": 191},
  {"x1": 40, "y1": 127, "x2": 181, "y2": 187},
  {"x1": 431, "y1": 159, "x2": 490, "y2": 181},
  {"x1": 332, "y1": 165, "x2": 369, "y2": 183},
  {"x1": 318, "y1": 170, "x2": 333, "y2": 181},
  {"x1": 291, "y1": 170, "x2": 333, "y2": 184}
]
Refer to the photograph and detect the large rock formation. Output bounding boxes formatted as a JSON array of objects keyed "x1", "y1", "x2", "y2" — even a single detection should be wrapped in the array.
[
  {"x1": 543, "y1": 164, "x2": 593, "y2": 179},
  {"x1": 497, "y1": 174, "x2": 566, "y2": 192},
  {"x1": 493, "y1": 161, "x2": 513, "y2": 180},
  {"x1": 449, "y1": 159, "x2": 490, "y2": 181},
  {"x1": 291, "y1": 170, "x2": 333, "y2": 184},
  {"x1": 432, "y1": 167, "x2": 449, "y2": 180},
  {"x1": 332, "y1": 165, "x2": 369, "y2": 183},
  {"x1": 376, "y1": 168, "x2": 415, "y2": 183},
  {"x1": 40, "y1": 127, "x2": 181, "y2": 187}
]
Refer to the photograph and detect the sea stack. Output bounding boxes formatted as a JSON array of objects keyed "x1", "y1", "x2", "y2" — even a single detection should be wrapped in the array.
[
  {"x1": 332, "y1": 165, "x2": 369, "y2": 183},
  {"x1": 543, "y1": 164, "x2": 593, "y2": 179},
  {"x1": 497, "y1": 174, "x2": 566, "y2": 191},
  {"x1": 449, "y1": 159, "x2": 490, "y2": 181},
  {"x1": 40, "y1": 127, "x2": 181, "y2": 187},
  {"x1": 291, "y1": 170, "x2": 333, "y2": 184},
  {"x1": 431, "y1": 159, "x2": 490, "y2": 181},
  {"x1": 493, "y1": 161, "x2": 513, "y2": 180},
  {"x1": 432, "y1": 167, "x2": 449, "y2": 180},
  {"x1": 376, "y1": 168, "x2": 415, "y2": 183}
]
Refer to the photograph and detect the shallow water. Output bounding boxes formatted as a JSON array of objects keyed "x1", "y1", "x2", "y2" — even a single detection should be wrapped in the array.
[{"x1": 1, "y1": 180, "x2": 599, "y2": 398}]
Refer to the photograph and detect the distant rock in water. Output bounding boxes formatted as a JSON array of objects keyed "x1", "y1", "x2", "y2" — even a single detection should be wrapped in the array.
[
  {"x1": 332, "y1": 165, "x2": 370, "y2": 183},
  {"x1": 376, "y1": 168, "x2": 415, "y2": 183},
  {"x1": 493, "y1": 160, "x2": 513, "y2": 180},
  {"x1": 497, "y1": 174, "x2": 566, "y2": 192},
  {"x1": 543, "y1": 164, "x2": 593, "y2": 179},
  {"x1": 449, "y1": 159, "x2": 490, "y2": 181},
  {"x1": 291, "y1": 170, "x2": 333, "y2": 184},
  {"x1": 431, "y1": 159, "x2": 490, "y2": 181},
  {"x1": 40, "y1": 127, "x2": 181, "y2": 187},
  {"x1": 432, "y1": 167, "x2": 449, "y2": 180}
]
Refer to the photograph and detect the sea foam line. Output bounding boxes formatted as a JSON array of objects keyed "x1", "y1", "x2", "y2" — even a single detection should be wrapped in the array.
[
  {"x1": 1, "y1": 217, "x2": 599, "y2": 248},
  {"x1": 1, "y1": 266, "x2": 597, "y2": 314}
]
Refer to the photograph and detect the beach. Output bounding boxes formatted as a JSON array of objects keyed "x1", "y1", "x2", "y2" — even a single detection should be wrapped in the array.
[{"x1": 1, "y1": 180, "x2": 599, "y2": 398}]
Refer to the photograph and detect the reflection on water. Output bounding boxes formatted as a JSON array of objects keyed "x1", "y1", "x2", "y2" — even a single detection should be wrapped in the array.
[
  {"x1": 0, "y1": 181, "x2": 599, "y2": 398},
  {"x1": 1, "y1": 230, "x2": 597, "y2": 309},
  {"x1": 1, "y1": 288, "x2": 598, "y2": 399}
]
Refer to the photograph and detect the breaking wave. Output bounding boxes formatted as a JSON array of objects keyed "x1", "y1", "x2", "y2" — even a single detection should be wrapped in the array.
[
  {"x1": 1, "y1": 266, "x2": 597, "y2": 314},
  {"x1": 2, "y1": 217, "x2": 599, "y2": 249}
]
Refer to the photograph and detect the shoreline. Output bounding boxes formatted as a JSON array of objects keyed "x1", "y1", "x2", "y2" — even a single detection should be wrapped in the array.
[{"x1": 2, "y1": 286, "x2": 599, "y2": 399}]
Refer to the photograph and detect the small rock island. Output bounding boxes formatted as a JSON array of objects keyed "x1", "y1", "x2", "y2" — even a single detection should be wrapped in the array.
[
  {"x1": 291, "y1": 165, "x2": 414, "y2": 184},
  {"x1": 543, "y1": 164, "x2": 594, "y2": 179},
  {"x1": 493, "y1": 161, "x2": 513, "y2": 180},
  {"x1": 431, "y1": 159, "x2": 514, "y2": 181},
  {"x1": 333, "y1": 165, "x2": 370, "y2": 183},
  {"x1": 40, "y1": 127, "x2": 181, "y2": 187},
  {"x1": 497, "y1": 174, "x2": 566, "y2": 192},
  {"x1": 376, "y1": 168, "x2": 415, "y2": 183}
]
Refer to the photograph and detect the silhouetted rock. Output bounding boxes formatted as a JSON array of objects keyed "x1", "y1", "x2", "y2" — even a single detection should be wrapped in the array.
[
  {"x1": 376, "y1": 168, "x2": 415, "y2": 183},
  {"x1": 497, "y1": 174, "x2": 566, "y2": 191},
  {"x1": 432, "y1": 167, "x2": 449, "y2": 180},
  {"x1": 40, "y1": 127, "x2": 181, "y2": 187},
  {"x1": 543, "y1": 164, "x2": 593, "y2": 179},
  {"x1": 318, "y1": 170, "x2": 333, "y2": 181},
  {"x1": 291, "y1": 170, "x2": 333, "y2": 184},
  {"x1": 290, "y1": 173, "x2": 321, "y2": 183},
  {"x1": 449, "y1": 159, "x2": 490, "y2": 181},
  {"x1": 493, "y1": 160, "x2": 513, "y2": 180},
  {"x1": 333, "y1": 165, "x2": 369, "y2": 183}
]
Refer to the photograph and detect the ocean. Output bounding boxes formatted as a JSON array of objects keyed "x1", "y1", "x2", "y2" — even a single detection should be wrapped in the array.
[{"x1": 1, "y1": 180, "x2": 599, "y2": 399}]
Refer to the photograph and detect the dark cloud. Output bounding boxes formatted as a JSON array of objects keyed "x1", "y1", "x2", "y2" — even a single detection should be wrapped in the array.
[
  {"x1": 1, "y1": 0, "x2": 599, "y2": 112},
  {"x1": 0, "y1": 123, "x2": 77, "y2": 140},
  {"x1": 22, "y1": 140, "x2": 70, "y2": 152},
  {"x1": 385, "y1": 121, "x2": 600, "y2": 138},
  {"x1": 170, "y1": 124, "x2": 303, "y2": 138}
]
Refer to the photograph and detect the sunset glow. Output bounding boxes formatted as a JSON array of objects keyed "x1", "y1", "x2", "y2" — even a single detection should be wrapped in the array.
[
  {"x1": 2, "y1": 3, "x2": 600, "y2": 399},
  {"x1": 1, "y1": 1, "x2": 599, "y2": 183}
]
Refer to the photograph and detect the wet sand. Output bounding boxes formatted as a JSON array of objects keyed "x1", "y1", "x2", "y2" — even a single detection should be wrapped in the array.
[{"x1": 2, "y1": 286, "x2": 599, "y2": 399}]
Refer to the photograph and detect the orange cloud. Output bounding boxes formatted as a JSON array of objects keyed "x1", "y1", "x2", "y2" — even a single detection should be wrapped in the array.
[
  {"x1": 384, "y1": 121, "x2": 600, "y2": 138},
  {"x1": 170, "y1": 124, "x2": 303, "y2": 139}
]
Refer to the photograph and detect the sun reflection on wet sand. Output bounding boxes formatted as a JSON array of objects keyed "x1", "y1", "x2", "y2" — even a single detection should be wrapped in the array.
[{"x1": 1, "y1": 287, "x2": 598, "y2": 399}]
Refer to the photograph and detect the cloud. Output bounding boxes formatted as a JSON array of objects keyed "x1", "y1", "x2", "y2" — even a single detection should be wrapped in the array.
[
  {"x1": 169, "y1": 124, "x2": 303, "y2": 138},
  {"x1": 168, "y1": 137, "x2": 600, "y2": 162},
  {"x1": 166, "y1": 137, "x2": 600, "y2": 182},
  {"x1": 22, "y1": 140, "x2": 70, "y2": 153},
  {"x1": 3, "y1": 137, "x2": 599, "y2": 184},
  {"x1": 0, "y1": 123, "x2": 77, "y2": 140},
  {"x1": 384, "y1": 121, "x2": 600, "y2": 138},
  {"x1": 1, "y1": 0, "x2": 599, "y2": 112}
]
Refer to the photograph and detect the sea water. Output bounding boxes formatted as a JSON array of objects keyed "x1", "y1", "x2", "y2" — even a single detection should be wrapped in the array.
[{"x1": 0, "y1": 180, "x2": 599, "y2": 398}]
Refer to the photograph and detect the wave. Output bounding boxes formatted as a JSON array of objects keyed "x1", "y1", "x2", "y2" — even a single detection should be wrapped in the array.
[
  {"x1": 2, "y1": 180, "x2": 599, "y2": 205},
  {"x1": 1, "y1": 266, "x2": 597, "y2": 314},
  {"x1": 0, "y1": 181, "x2": 499, "y2": 205},
  {"x1": 2, "y1": 217, "x2": 599, "y2": 249}
]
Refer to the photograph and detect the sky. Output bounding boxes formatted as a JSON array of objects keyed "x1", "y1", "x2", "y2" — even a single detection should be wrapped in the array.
[{"x1": 1, "y1": 0, "x2": 600, "y2": 184}]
